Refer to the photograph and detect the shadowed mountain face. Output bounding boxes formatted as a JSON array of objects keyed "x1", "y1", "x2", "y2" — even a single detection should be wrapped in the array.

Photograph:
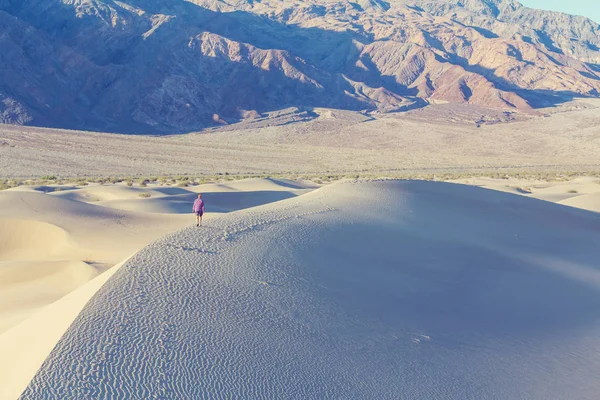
[{"x1": 0, "y1": 0, "x2": 599, "y2": 133}]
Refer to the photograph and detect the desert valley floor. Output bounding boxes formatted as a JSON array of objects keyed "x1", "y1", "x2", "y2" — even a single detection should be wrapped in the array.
[{"x1": 2, "y1": 101, "x2": 600, "y2": 178}]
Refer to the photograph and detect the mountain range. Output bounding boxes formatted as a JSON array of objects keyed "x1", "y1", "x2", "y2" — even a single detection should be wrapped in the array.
[{"x1": 1, "y1": 0, "x2": 599, "y2": 133}]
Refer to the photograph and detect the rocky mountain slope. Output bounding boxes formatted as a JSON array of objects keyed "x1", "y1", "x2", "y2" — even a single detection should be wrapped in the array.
[{"x1": 0, "y1": 0, "x2": 599, "y2": 133}]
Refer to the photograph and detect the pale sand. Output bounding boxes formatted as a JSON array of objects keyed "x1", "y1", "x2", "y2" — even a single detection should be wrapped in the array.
[
  {"x1": 1, "y1": 176, "x2": 600, "y2": 398},
  {"x1": 449, "y1": 176, "x2": 600, "y2": 212},
  {"x1": 0, "y1": 191, "x2": 189, "y2": 334},
  {"x1": 0, "y1": 178, "x2": 314, "y2": 334},
  {"x1": 0, "y1": 178, "x2": 317, "y2": 399},
  {"x1": 14, "y1": 180, "x2": 600, "y2": 399},
  {"x1": 0, "y1": 258, "x2": 128, "y2": 400},
  {"x1": 560, "y1": 193, "x2": 600, "y2": 212}
]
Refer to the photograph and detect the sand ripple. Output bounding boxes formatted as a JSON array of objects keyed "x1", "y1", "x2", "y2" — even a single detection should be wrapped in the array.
[{"x1": 20, "y1": 181, "x2": 600, "y2": 399}]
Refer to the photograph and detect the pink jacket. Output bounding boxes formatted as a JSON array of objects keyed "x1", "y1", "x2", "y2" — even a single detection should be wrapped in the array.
[{"x1": 192, "y1": 198, "x2": 205, "y2": 213}]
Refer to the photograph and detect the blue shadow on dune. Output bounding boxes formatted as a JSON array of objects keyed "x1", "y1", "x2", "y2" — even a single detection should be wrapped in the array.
[{"x1": 137, "y1": 190, "x2": 300, "y2": 214}]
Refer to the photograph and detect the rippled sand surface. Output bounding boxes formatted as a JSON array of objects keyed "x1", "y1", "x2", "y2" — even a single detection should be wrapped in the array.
[{"x1": 20, "y1": 181, "x2": 600, "y2": 399}]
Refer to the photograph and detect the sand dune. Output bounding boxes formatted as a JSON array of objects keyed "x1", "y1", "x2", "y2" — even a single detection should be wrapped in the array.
[
  {"x1": 0, "y1": 219, "x2": 76, "y2": 261},
  {"x1": 0, "y1": 218, "x2": 95, "y2": 329},
  {"x1": 52, "y1": 178, "x2": 315, "y2": 214},
  {"x1": 0, "y1": 191, "x2": 189, "y2": 333},
  {"x1": 15, "y1": 181, "x2": 600, "y2": 399},
  {"x1": 0, "y1": 190, "x2": 190, "y2": 263},
  {"x1": 49, "y1": 185, "x2": 169, "y2": 202},
  {"x1": 210, "y1": 178, "x2": 318, "y2": 192},
  {"x1": 0, "y1": 258, "x2": 130, "y2": 400},
  {"x1": 97, "y1": 190, "x2": 311, "y2": 214},
  {"x1": 560, "y1": 193, "x2": 600, "y2": 213},
  {"x1": 451, "y1": 176, "x2": 600, "y2": 211},
  {"x1": 0, "y1": 260, "x2": 97, "y2": 334},
  {"x1": 0, "y1": 178, "x2": 314, "y2": 334},
  {"x1": 0, "y1": 177, "x2": 319, "y2": 398}
]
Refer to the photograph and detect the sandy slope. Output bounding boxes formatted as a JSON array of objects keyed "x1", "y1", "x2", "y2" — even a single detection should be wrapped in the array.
[
  {"x1": 0, "y1": 258, "x2": 129, "y2": 400},
  {"x1": 0, "y1": 190, "x2": 189, "y2": 334},
  {"x1": 560, "y1": 193, "x2": 600, "y2": 213},
  {"x1": 17, "y1": 181, "x2": 600, "y2": 399},
  {"x1": 450, "y1": 176, "x2": 600, "y2": 212},
  {"x1": 0, "y1": 179, "x2": 313, "y2": 334},
  {"x1": 89, "y1": 179, "x2": 316, "y2": 214}
]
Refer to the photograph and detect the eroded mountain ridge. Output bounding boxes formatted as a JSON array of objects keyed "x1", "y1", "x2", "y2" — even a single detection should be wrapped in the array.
[{"x1": 0, "y1": 0, "x2": 599, "y2": 132}]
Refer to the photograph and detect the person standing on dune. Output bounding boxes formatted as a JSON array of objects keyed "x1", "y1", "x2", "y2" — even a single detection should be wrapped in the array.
[{"x1": 193, "y1": 194, "x2": 205, "y2": 227}]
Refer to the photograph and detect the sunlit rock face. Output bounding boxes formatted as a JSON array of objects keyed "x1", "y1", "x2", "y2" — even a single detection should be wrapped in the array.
[{"x1": 1, "y1": 0, "x2": 599, "y2": 133}]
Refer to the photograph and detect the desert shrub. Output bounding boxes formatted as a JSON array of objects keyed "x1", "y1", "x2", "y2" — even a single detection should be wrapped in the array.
[
  {"x1": 176, "y1": 181, "x2": 189, "y2": 187},
  {"x1": 568, "y1": 189, "x2": 578, "y2": 194},
  {"x1": 138, "y1": 192, "x2": 152, "y2": 198},
  {"x1": 40, "y1": 175, "x2": 57, "y2": 181}
]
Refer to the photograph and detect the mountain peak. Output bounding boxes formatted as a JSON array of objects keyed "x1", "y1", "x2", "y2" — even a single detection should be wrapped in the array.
[{"x1": 0, "y1": 0, "x2": 599, "y2": 132}]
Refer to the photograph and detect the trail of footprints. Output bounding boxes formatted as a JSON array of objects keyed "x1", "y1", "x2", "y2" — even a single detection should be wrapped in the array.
[{"x1": 20, "y1": 193, "x2": 359, "y2": 398}]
